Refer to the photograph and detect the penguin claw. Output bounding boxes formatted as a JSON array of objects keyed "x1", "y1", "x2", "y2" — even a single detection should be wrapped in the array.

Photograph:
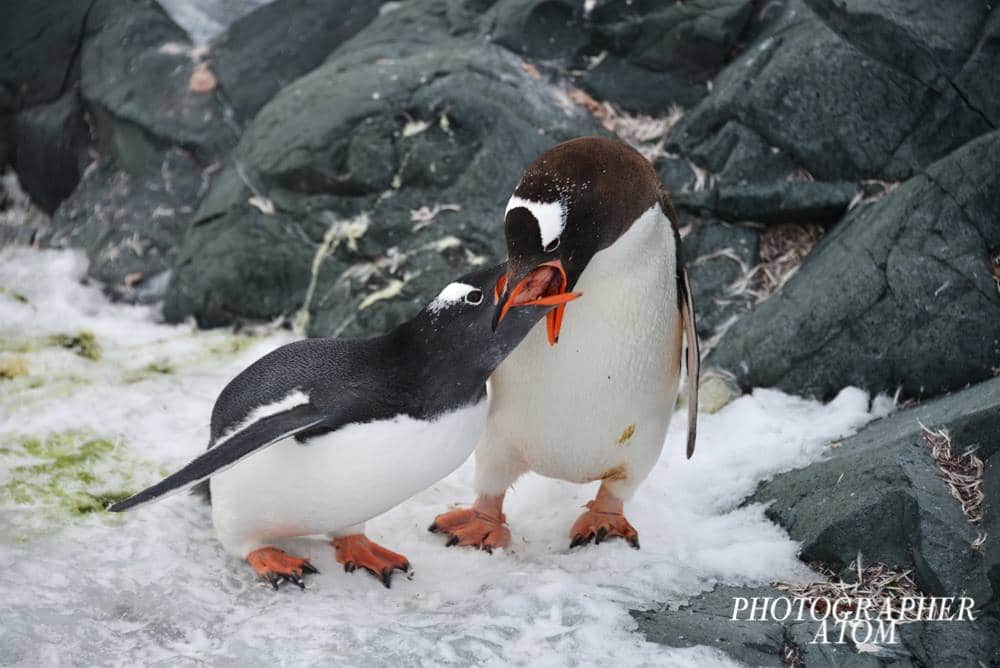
[
  {"x1": 568, "y1": 509, "x2": 639, "y2": 550},
  {"x1": 246, "y1": 547, "x2": 318, "y2": 591},
  {"x1": 331, "y1": 534, "x2": 411, "y2": 588},
  {"x1": 429, "y1": 507, "x2": 511, "y2": 552}
]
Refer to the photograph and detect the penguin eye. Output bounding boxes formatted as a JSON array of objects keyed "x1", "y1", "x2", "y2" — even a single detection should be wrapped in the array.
[
  {"x1": 543, "y1": 237, "x2": 560, "y2": 253},
  {"x1": 464, "y1": 289, "x2": 484, "y2": 305}
]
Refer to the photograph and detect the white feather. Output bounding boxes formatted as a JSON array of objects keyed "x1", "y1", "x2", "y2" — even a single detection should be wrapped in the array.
[
  {"x1": 428, "y1": 282, "x2": 477, "y2": 313},
  {"x1": 505, "y1": 195, "x2": 567, "y2": 248},
  {"x1": 477, "y1": 203, "x2": 682, "y2": 498},
  {"x1": 210, "y1": 400, "x2": 489, "y2": 556},
  {"x1": 214, "y1": 389, "x2": 311, "y2": 447}
]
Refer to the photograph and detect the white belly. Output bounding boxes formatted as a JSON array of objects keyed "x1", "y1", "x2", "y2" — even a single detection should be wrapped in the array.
[
  {"x1": 210, "y1": 400, "x2": 488, "y2": 556},
  {"x1": 484, "y1": 203, "x2": 682, "y2": 493}
]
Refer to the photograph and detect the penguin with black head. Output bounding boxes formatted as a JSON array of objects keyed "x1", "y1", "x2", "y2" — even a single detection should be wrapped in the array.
[
  {"x1": 110, "y1": 263, "x2": 577, "y2": 588},
  {"x1": 431, "y1": 136, "x2": 699, "y2": 551}
]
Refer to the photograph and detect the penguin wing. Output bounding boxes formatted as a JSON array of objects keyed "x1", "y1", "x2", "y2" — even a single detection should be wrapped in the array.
[
  {"x1": 680, "y1": 265, "x2": 700, "y2": 458},
  {"x1": 108, "y1": 404, "x2": 327, "y2": 512}
]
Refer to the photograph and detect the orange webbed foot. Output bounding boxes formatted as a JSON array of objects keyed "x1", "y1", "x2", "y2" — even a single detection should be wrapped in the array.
[
  {"x1": 569, "y1": 507, "x2": 639, "y2": 549},
  {"x1": 246, "y1": 546, "x2": 319, "y2": 590},
  {"x1": 569, "y1": 488, "x2": 640, "y2": 549},
  {"x1": 429, "y1": 506, "x2": 510, "y2": 552},
  {"x1": 332, "y1": 535, "x2": 410, "y2": 588}
]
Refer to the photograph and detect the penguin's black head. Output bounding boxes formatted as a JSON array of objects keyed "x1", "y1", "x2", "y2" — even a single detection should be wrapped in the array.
[{"x1": 420, "y1": 263, "x2": 578, "y2": 372}]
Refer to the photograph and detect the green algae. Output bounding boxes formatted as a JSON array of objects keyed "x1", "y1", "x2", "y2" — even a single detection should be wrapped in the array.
[
  {"x1": 145, "y1": 359, "x2": 175, "y2": 375},
  {"x1": 207, "y1": 335, "x2": 258, "y2": 356},
  {"x1": 0, "y1": 286, "x2": 29, "y2": 303},
  {"x1": 0, "y1": 431, "x2": 154, "y2": 522},
  {"x1": 50, "y1": 331, "x2": 102, "y2": 361},
  {"x1": 0, "y1": 357, "x2": 29, "y2": 380},
  {"x1": 123, "y1": 359, "x2": 176, "y2": 383}
]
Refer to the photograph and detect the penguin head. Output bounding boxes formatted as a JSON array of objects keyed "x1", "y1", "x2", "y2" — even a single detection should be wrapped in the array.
[
  {"x1": 493, "y1": 136, "x2": 665, "y2": 345},
  {"x1": 490, "y1": 202, "x2": 582, "y2": 347},
  {"x1": 421, "y1": 263, "x2": 578, "y2": 372}
]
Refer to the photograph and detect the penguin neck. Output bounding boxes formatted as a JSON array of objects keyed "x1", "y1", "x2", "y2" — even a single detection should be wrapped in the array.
[{"x1": 388, "y1": 314, "x2": 490, "y2": 414}]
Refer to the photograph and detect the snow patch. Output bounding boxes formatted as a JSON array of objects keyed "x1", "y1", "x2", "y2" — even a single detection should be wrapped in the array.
[{"x1": 0, "y1": 248, "x2": 889, "y2": 665}]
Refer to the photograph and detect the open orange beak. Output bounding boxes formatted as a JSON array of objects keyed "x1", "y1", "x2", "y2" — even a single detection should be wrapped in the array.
[{"x1": 493, "y1": 260, "x2": 581, "y2": 345}]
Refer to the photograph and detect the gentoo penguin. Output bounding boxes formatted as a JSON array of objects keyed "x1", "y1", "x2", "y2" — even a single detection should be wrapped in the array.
[
  {"x1": 110, "y1": 263, "x2": 578, "y2": 588},
  {"x1": 430, "y1": 136, "x2": 699, "y2": 551}
]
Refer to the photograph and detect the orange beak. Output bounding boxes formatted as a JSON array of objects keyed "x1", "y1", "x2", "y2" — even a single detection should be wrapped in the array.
[{"x1": 493, "y1": 260, "x2": 581, "y2": 345}]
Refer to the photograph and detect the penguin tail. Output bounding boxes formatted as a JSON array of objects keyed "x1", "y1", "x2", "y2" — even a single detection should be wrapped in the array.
[
  {"x1": 108, "y1": 405, "x2": 326, "y2": 512},
  {"x1": 679, "y1": 266, "x2": 699, "y2": 459}
]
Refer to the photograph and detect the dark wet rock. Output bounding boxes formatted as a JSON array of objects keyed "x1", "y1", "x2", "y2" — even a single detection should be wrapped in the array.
[
  {"x1": 209, "y1": 0, "x2": 382, "y2": 124},
  {"x1": 0, "y1": 115, "x2": 12, "y2": 170},
  {"x1": 984, "y1": 452, "x2": 1000, "y2": 608},
  {"x1": 163, "y1": 41, "x2": 601, "y2": 335},
  {"x1": 12, "y1": 91, "x2": 91, "y2": 213},
  {"x1": 0, "y1": 0, "x2": 93, "y2": 113},
  {"x1": 685, "y1": 120, "x2": 796, "y2": 185},
  {"x1": 706, "y1": 130, "x2": 1000, "y2": 400},
  {"x1": 897, "y1": 618, "x2": 1000, "y2": 667},
  {"x1": 802, "y1": 0, "x2": 986, "y2": 92},
  {"x1": 682, "y1": 219, "x2": 759, "y2": 340},
  {"x1": 334, "y1": 0, "x2": 489, "y2": 56},
  {"x1": 668, "y1": 1, "x2": 999, "y2": 190},
  {"x1": 655, "y1": 156, "x2": 698, "y2": 196},
  {"x1": 489, "y1": 0, "x2": 590, "y2": 62},
  {"x1": 635, "y1": 583, "x2": 1000, "y2": 666},
  {"x1": 574, "y1": 0, "x2": 756, "y2": 113},
  {"x1": 164, "y1": 204, "x2": 315, "y2": 326},
  {"x1": 44, "y1": 151, "x2": 211, "y2": 300},
  {"x1": 26, "y1": 0, "x2": 247, "y2": 290},
  {"x1": 405, "y1": 0, "x2": 761, "y2": 114},
  {"x1": 633, "y1": 586, "x2": 797, "y2": 667},
  {"x1": 954, "y1": 8, "x2": 1000, "y2": 129},
  {"x1": 669, "y1": 6, "x2": 929, "y2": 182},
  {"x1": 753, "y1": 376, "x2": 1000, "y2": 605},
  {"x1": 81, "y1": 0, "x2": 238, "y2": 166},
  {"x1": 676, "y1": 180, "x2": 859, "y2": 226}
]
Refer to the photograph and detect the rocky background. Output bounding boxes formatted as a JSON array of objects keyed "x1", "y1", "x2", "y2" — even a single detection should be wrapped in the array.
[{"x1": 2, "y1": 0, "x2": 999, "y2": 664}]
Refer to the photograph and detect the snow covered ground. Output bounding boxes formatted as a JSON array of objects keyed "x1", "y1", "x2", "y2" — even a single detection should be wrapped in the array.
[{"x1": 0, "y1": 248, "x2": 891, "y2": 666}]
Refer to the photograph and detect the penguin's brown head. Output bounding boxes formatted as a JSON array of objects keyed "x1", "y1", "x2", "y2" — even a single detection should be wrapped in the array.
[{"x1": 492, "y1": 136, "x2": 672, "y2": 345}]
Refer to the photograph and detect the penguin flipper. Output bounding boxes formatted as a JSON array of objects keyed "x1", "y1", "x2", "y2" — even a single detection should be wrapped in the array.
[
  {"x1": 108, "y1": 405, "x2": 326, "y2": 512},
  {"x1": 679, "y1": 266, "x2": 699, "y2": 458}
]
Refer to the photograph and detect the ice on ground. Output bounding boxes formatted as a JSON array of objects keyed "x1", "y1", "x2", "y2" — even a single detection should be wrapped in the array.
[
  {"x1": 0, "y1": 248, "x2": 890, "y2": 666},
  {"x1": 159, "y1": 0, "x2": 276, "y2": 44}
]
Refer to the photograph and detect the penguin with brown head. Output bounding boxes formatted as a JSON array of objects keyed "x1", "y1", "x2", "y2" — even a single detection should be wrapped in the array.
[{"x1": 431, "y1": 136, "x2": 700, "y2": 551}]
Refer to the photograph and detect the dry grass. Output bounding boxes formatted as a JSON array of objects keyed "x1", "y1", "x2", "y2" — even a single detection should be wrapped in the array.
[
  {"x1": 920, "y1": 424, "x2": 985, "y2": 526},
  {"x1": 728, "y1": 224, "x2": 824, "y2": 302},
  {"x1": 567, "y1": 88, "x2": 684, "y2": 163},
  {"x1": 782, "y1": 641, "x2": 803, "y2": 667},
  {"x1": 410, "y1": 203, "x2": 462, "y2": 232},
  {"x1": 773, "y1": 557, "x2": 924, "y2": 622}
]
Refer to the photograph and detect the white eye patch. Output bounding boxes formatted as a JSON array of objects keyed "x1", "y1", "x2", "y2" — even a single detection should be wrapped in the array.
[
  {"x1": 505, "y1": 195, "x2": 566, "y2": 249},
  {"x1": 428, "y1": 282, "x2": 481, "y2": 313}
]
